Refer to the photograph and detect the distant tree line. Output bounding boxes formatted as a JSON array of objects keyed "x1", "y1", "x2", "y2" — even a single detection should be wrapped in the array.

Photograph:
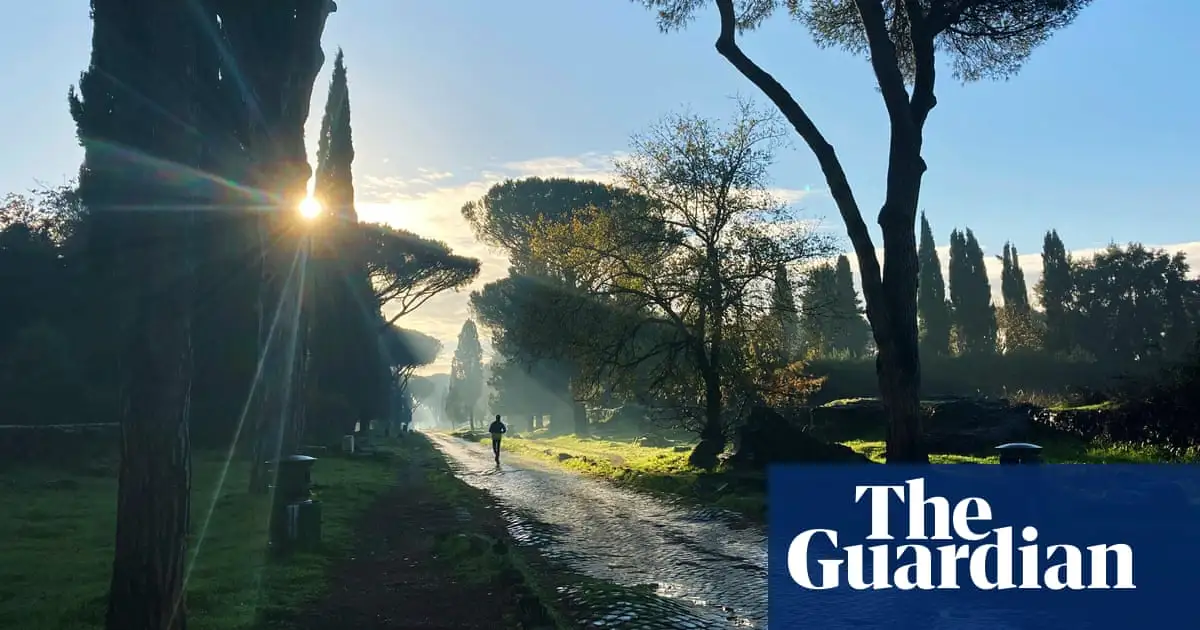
[
  {"x1": 916, "y1": 213, "x2": 1199, "y2": 366},
  {"x1": 455, "y1": 119, "x2": 1197, "y2": 471}
]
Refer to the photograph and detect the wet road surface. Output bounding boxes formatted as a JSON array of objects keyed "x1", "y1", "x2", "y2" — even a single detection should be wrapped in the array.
[{"x1": 427, "y1": 432, "x2": 767, "y2": 628}]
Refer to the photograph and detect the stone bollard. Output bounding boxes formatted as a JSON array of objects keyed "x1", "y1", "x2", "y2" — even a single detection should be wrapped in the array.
[{"x1": 995, "y1": 442, "x2": 1043, "y2": 465}]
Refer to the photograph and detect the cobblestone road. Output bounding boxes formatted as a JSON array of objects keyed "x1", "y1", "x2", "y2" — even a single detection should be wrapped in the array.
[{"x1": 427, "y1": 433, "x2": 767, "y2": 629}]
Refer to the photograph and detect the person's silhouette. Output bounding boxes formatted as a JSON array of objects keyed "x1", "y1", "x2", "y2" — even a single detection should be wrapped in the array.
[{"x1": 488, "y1": 414, "x2": 507, "y2": 466}]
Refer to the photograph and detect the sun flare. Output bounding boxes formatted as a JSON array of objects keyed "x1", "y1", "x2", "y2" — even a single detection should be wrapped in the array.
[{"x1": 298, "y1": 196, "x2": 322, "y2": 220}]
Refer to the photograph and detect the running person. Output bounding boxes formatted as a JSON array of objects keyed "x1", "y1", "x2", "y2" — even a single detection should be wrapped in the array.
[{"x1": 488, "y1": 415, "x2": 507, "y2": 466}]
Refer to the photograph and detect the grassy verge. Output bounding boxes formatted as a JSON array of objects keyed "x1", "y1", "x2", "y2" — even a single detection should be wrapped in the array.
[
  {"x1": 458, "y1": 429, "x2": 768, "y2": 521},
  {"x1": 455, "y1": 419, "x2": 1189, "y2": 525},
  {"x1": 0, "y1": 447, "x2": 400, "y2": 630}
]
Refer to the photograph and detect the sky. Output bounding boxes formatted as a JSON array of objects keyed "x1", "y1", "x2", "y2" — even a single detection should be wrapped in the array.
[{"x1": 3, "y1": 2, "x2": 1198, "y2": 375}]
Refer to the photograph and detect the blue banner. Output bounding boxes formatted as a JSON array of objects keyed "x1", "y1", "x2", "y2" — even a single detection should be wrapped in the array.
[{"x1": 768, "y1": 464, "x2": 1200, "y2": 629}]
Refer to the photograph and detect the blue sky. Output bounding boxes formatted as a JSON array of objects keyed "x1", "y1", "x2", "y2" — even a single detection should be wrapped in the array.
[{"x1": 3, "y1": 2, "x2": 1197, "y2": 372}]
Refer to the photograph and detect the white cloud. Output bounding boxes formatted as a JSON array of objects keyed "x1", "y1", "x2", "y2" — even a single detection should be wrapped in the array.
[
  {"x1": 500, "y1": 152, "x2": 621, "y2": 183},
  {"x1": 770, "y1": 186, "x2": 825, "y2": 205},
  {"x1": 834, "y1": 241, "x2": 1200, "y2": 309}
]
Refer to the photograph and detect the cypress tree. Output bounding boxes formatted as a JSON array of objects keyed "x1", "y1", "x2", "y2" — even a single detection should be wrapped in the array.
[
  {"x1": 315, "y1": 50, "x2": 356, "y2": 221},
  {"x1": 999, "y1": 242, "x2": 1031, "y2": 313},
  {"x1": 832, "y1": 255, "x2": 872, "y2": 356},
  {"x1": 917, "y1": 212, "x2": 951, "y2": 356},
  {"x1": 947, "y1": 229, "x2": 967, "y2": 352},
  {"x1": 70, "y1": 2, "x2": 201, "y2": 627},
  {"x1": 799, "y1": 263, "x2": 838, "y2": 357},
  {"x1": 1039, "y1": 230, "x2": 1074, "y2": 355},
  {"x1": 1010, "y1": 245, "x2": 1030, "y2": 312},
  {"x1": 768, "y1": 262, "x2": 801, "y2": 363},
  {"x1": 997, "y1": 242, "x2": 1037, "y2": 352},
  {"x1": 948, "y1": 228, "x2": 997, "y2": 354},
  {"x1": 309, "y1": 50, "x2": 389, "y2": 440},
  {"x1": 448, "y1": 320, "x2": 485, "y2": 430}
]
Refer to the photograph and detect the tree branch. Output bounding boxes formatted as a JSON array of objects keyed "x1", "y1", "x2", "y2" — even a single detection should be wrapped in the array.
[
  {"x1": 712, "y1": 0, "x2": 884, "y2": 303},
  {"x1": 853, "y1": 0, "x2": 917, "y2": 138},
  {"x1": 906, "y1": 0, "x2": 939, "y2": 131}
]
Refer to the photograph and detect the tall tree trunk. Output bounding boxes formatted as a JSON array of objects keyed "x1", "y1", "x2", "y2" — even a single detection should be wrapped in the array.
[
  {"x1": 249, "y1": 220, "x2": 271, "y2": 493},
  {"x1": 689, "y1": 365, "x2": 725, "y2": 470},
  {"x1": 572, "y1": 400, "x2": 589, "y2": 436},
  {"x1": 106, "y1": 293, "x2": 193, "y2": 630},
  {"x1": 690, "y1": 253, "x2": 726, "y2": 470},
  {"x1": 96, "y1": 1, "x2": 198, "y2": 625},
  {"x1": 871, "y1": 132, "x2": 927, "y2": 463}
]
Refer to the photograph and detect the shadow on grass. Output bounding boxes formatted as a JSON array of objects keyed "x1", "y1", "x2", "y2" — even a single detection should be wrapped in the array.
[{"x1": 0, "y1": 447, "x2": 403, "y2": 630}]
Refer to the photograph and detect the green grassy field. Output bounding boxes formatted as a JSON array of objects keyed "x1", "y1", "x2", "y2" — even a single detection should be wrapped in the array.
[
  {"x1": 460, "y1": 408, "x2": 1193, "y2": 523},
  {"x1": 0, "y1": 448, "x2": 402, "y2": 630}
]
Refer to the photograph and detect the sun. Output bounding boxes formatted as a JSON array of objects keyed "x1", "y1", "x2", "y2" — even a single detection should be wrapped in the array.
[{"x1": 298, "y1": 196, "x2": 322, "y2": 220}]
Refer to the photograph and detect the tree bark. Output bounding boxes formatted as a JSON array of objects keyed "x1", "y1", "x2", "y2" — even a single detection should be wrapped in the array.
[
  {"x1": 105, "y1": 202, "x2": 194, "y2": 630},
  {"x1": 106, "y1": 307, "x2": 192, "y2": 630},
  {"x1": 572, "y1": 400, "x2": 589, "y2": 436},
  {"x1": 689, "y1": 362, "x2": 726, "y2": 470}
]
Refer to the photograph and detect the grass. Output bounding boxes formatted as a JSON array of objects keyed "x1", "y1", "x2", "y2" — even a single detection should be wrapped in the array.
[
  {"x1": 0, "y1": 447, "x2": 402, "y2": 630},
  {"x1": 458, "y1": 410, "x2": 1193, "y2": 524},
  {"x1": 461, "y1": 428, "x2": 768, "y2": 520}
]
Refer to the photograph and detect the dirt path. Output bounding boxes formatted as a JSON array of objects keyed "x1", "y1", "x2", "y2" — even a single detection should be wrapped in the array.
[
  {"x1": 293, "y1": 439, "x2": 546, "y2": 630},
  {"x1": 427, "y1": 432, "x2": 768, "y2": 628}
]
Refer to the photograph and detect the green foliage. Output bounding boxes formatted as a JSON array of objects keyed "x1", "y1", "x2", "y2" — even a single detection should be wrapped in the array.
[
  {"x1": 1069, "y1": 244, "x2": 1198, "y2": 363},
  {"x1": 998, "y1": 242, "x2": 1030, "y2": 312},
  {"x1": 800, "y1": 255, "x2": 869, "y2": 358},
  {"x1": 307, "y1": 50, "x2": 391, "y2": 436},
  {"x1": 461, "y1": 178, "x2": 630, "y2": 430},
  {"x1": 461, "y1": 177, "x2": 646, "y2": 277},
  {"x1": 314, "y1": 50, "x2": 356, "y2": 219},
  {"x1": 831, "y1": 255, "x2": 871, "y2": 354},
  {"x1": 997, "y1": 241, "x2": 1039, "y2": 353},
  {"x1": 948, "y1": 228, "x2": 997, "y2": 354},
  {"x1": 804, "y1": 353, "x2": 1130, "y2": 405},
  {"x1": 640, "y1": 0, "x2": 1093, "y2": 83},
  {"x1": 446, "y1": 320, "x2": 485, "y2": 426},
  {"x1": 0, "y1": 323, "x2": 86, "y2": 426},
  {"x1": 521, "y1": 102, "x2": 833, "y2": 441},
  {"x1": 1038, "y1": 229, "x2": 1074, "y2": 354},
  {"x1": 763, "y1": 262, "x2": 801, "y2": 363},
  {"x1": 382, "y1": 325, "x2": 441, "y2": 369},
  {"x1": 917, "y1": 212, "x2": 951, "y2": 356},
  {"x1": 361, "y1": 222, "x2": 481, "y2": 320}
]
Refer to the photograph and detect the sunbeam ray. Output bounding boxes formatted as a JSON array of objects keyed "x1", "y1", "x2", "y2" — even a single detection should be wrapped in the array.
[{"x1": 185, "y1": 241, "x2": 305, "y2": 590}]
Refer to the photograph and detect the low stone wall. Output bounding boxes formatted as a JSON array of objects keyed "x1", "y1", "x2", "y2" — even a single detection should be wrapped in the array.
[
  {"x1": 0, "y1": 423, "x2": 120, "y2": 470},
  {"x1": 805, "y1": 397, "x2": 1039, "y2": 455}
]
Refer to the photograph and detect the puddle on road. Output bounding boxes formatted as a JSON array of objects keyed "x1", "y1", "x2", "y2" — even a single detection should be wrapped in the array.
[
  {"x1": 430, "y1": 434, "x2": 766, "y2": 628},
  {"x1": 495, "y1": 505, "x2": 751, "y2": 629}
]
